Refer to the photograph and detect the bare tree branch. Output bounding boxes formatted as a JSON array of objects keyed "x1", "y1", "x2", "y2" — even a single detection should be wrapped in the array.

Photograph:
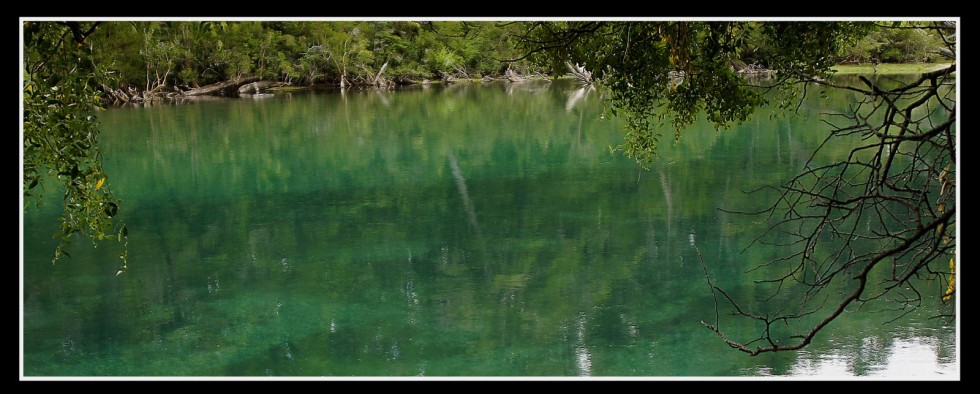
[{"x1": 702, "y1": 63, "x2": 956, "y2": 356}]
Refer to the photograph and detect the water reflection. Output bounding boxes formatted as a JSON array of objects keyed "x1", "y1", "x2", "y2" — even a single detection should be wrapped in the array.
[
  {"x1": 447, "y1": 150, "x2": 483, "y2": 238},
  {"x1": 785, "y1": 333, "x2": 957, "y2": 378},
  {"x1": 565, "y1": 85, "x2": 594, "y2": 113},
  {"x1": 867, "y1": 336, "x2": 957, "y2": 377},
  {"x1": 576, "y1": 346, "x2": 592, "y2": 377},
  {"x1": 575, "y1": 312, "x2": 591, "y2": 376},
  {"x1": 22, "y1": 80, "x2": 956, "y2": 377},
  {"x1": 786, "y1": 329, "x2": 959, "y2": 380}
]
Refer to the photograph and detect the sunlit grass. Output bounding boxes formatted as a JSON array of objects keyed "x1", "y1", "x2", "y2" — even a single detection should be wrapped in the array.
[{"x1": 831, "y1": 63, "x2": 954, "y2": 75}]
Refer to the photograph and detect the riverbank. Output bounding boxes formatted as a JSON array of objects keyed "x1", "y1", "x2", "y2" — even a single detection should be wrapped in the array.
[
  {"x1": 831, "y1": 63, "x2": 953, "y2": 75},
  {"x1": 104, "y1": 63, "x2": 954, "y2": 107},
  {"x1": 101, "y1": 72, "x2": 562, "y2": 106}
]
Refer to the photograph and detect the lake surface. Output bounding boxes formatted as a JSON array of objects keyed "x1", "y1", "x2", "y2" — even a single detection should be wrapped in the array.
[{"x1": 22, "y1": 79, "x2": 958, "y2": 378}]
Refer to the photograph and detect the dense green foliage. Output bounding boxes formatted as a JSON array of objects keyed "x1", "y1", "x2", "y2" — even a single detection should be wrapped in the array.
[
  {"x1": 68, "y1": 20, "x2": 951, "y2": 97},
  {"x1": 87, "y1": 21, "x2": 532, "y2": 91},
  {"x1": 514, "y1": 21, "x2": 880, "y2": 164},
  {"x1": 23, "y1": 21, "x2": 128, "y2": 268},
  {"x1": 841, "y1": 21, "x2": 952, "y2": 63}
]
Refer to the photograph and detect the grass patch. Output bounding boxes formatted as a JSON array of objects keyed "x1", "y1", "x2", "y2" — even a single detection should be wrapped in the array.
[{"x1": 831, "y1": 63, "x2": 953, "y2": 75}]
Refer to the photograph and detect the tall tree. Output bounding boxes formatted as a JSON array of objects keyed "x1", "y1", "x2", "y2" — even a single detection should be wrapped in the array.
[{"x1": 518, "y1": 20, "x2": 957, "y2": 355}]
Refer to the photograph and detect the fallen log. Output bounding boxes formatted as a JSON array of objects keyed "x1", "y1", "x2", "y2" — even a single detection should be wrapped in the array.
[
  {"x1": 238, "y1": 80, "x2": 288, "y2": 94},
  {"x1": 183, "y1": 76, "x2": 259, "y2": 96},
  {"x1": 504, "y1": 68, "x2": 525, "y2": 83},
  {"x1": 565, "y1": 61, "x2": 592, "y2": 85}
]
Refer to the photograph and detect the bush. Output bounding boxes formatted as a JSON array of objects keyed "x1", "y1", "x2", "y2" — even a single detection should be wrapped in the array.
[{"x1": 424, "y1": 47, "x2": 463, "y2": 77}]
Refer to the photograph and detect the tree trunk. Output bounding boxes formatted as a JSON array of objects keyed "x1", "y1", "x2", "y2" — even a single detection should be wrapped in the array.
[
  {"x1": 504, "y1": 68, "x2": 524, "y2": 83},
  {"x1": 372, "y1": 61, "x2": 389, "y2": 86},
  {"x1": 182, "y1": 76, "x2": 259, "y2": 96},
  {"x1": 238, "y1": 80, "x2": 287, "y2": 94},
  {"x1": 565, "y1": 62, "x2": 592, "y2": 85}
]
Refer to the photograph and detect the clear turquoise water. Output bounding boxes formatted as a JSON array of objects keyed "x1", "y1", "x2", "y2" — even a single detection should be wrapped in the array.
[{"x1": 22, "y1": 80, "x2": 957, "y2": 378}]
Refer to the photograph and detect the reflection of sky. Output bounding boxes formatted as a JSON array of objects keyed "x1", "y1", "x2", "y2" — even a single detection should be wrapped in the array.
[
  {"x1": 867, "y1": 337, "x2": 958, "y2": 378},
  {"x1": 575, "y1": 313, "x2": 592, "y2": 376},
  {"x1": 785, "y1": 335, "x2": 958, "y2": 379},
  {"x1": 576, "y1": 346, "x2": 592, "y2": 377}
]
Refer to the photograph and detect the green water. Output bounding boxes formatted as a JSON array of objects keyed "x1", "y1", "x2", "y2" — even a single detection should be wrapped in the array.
[{"x1": 22, "y1": 80, "x2": 957, "y2": 378}]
